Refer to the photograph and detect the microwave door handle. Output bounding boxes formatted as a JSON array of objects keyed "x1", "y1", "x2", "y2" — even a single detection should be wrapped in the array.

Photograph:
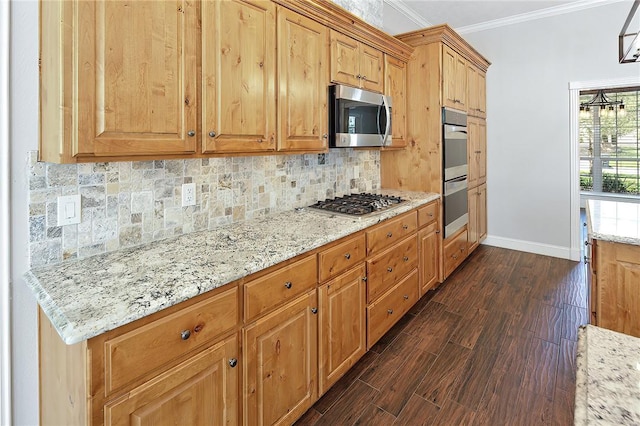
[
  {"x1": 381, "y1": 95, "x2": 391, "y2": 146},
  {"x1": 377, "y1": 105, "x2": 382, "y2": 135}
]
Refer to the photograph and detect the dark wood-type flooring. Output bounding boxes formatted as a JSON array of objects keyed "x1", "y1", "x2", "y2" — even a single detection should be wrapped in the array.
[{"x1": 295, "y1": 245, "x2": 588, "y2": 425}]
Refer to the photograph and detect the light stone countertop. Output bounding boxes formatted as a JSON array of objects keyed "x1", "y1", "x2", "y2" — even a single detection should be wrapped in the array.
[
  {"x1": 25, "y1": 190, "x2": 439, "y2": 345},
  {"x1": 587, "y1": 199, "x2": 640, "y2": 246},
  {"x1": 574, "y1": 325, "x2": 640, "y2": 425}
]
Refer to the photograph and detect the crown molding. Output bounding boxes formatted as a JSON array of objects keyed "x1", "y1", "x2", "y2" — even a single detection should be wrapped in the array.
[
  {"x1": 457, "y1": 0, "x2": 630, "y2": 34},
  {"x1": 382, "y1": 0, "x2": 432, "y2": 29}
]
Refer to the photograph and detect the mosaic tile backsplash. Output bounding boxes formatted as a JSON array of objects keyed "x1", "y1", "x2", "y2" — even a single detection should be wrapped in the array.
[{"x1": 28, "y1": 150, "x2": 380, "y2": 267}]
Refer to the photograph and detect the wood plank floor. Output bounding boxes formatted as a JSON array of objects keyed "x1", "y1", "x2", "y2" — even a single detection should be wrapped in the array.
[{"x1": 295, "y1": 246, "x2": 588, "y2": 425}]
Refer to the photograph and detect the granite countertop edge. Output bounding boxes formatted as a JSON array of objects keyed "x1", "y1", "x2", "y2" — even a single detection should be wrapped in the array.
[
  {"x1": 26, "y1": 191, "x2": 439, "y2": 345},
  {"x1": 586, "y1": 199, "x2": 640, "y2": 246}
]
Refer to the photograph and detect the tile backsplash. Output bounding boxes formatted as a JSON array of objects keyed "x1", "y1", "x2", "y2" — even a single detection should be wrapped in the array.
[{"x1": 28, "y1": 150, "x2": 380, "y2": 268}]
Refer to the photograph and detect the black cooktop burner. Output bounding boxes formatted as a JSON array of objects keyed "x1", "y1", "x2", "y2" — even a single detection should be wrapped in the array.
[{"x1": 309, "y1": 193, "x2": 405, "y2": 216}]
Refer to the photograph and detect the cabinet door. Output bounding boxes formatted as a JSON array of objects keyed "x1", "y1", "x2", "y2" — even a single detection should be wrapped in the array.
[
  {"x1": 442, "y1": 45, "x2": 458, "y2": 109},
  {"x1": 277, "y1": 7, "x2": 328, "y2": 152},
  {"x1": 478, "y1": 183, "x2": 487, "y2": 243},
  {"x1": 419, "y1": 223, "x2": 439, "y2": 296},
  {"x1": 478, "y1": 119, "x2": 487, "y2": 184},
  {"x1": 76, "y1": 0, "x2": 198, "y2": 157},
  {"x1": 202, "y1": 0, "x2": 276, "y2": 153},
  {"x1": 467, "y1": 188, "x2": 479, "y2": 253},
  {"x1": 454, "y1": 53, "x2": 467, "y2": 109},
  {"x1": 466, "y1": 64, "x2": 478, "y2": 115},
  {"x1": 467, "y1": 117, "x2": 479, "y2": 188},
  {"x1": 477, "y1": 71, "x2": 487, "y2": 118},
  {"x1": 329, "y1": 30, "x2": 360, "y2": 88},
  {"x1": 104, "y1": 335, "x2": 239, "y2": 426},
  {"x1": 318, "y1": 265, "x2": 366, "y2": 394},
  {"x1": 359, "y1": 44, "x2": 384, "y2": 93},
  {"x1": 384, "y1": 55, "x2": 407, "y2": 149},
  {"x1": 243, "y1": 290, "x2": 318, "y2": 426}
]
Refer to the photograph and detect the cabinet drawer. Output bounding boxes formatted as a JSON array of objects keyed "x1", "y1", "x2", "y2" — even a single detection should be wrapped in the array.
[
  {"x1": 319, "y1": 234, "x2": 366, "y2": 282},
  {"x1": 444, "y1": 228, "x2": 468, "y2": 278},
  {"x1": 366, "y1": 211, "x2": 417, "y2": 255},
  {"x1": 367, "y1": 235, "x2": 418, "y2": 303},
  {"x1": 418, "y1": 202, "x2": 438, "y2": 227},
  {"x1": 104, "y1": 285, "x2": 239, "y2": 395},
  {"x1": 367, "y1": 269, "x2": 419, "y2": 348},
  {"x1": 244, "y1": 255, "x2": 317, "y2": 322}
]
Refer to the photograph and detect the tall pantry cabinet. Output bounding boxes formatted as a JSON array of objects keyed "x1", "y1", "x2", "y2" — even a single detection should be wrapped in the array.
[{"x1": 380, "y1": 24, "x2": 490, "y2": 281}]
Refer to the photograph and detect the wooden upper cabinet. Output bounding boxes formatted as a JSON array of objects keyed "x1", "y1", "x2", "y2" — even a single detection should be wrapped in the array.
[
  {"x1": 330, "y1": 30, "x2": 384, "y2": 93},
  {"x1": 76, "y1": 0, "x2": 198, "y2": 158},
  {"x1": 442, "y1": 44, "x2": 466, "y2": 110},
  {"x1": 467, "y1": 63, "x2": 486, "y2": 118},
  {"x1": 277, "y1": 7, "x2": 329, "y2": 152},
  {"x1": 384, "y1": 55, "x2": 407, "y2": 149},
  {"x1": 201, "y1": 0, "x2": 276, "y2": 153}
]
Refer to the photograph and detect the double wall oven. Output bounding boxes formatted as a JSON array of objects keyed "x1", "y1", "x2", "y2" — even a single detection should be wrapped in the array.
[{"x1": 442, "y1": 108, "x2": 468, "y2": 238}]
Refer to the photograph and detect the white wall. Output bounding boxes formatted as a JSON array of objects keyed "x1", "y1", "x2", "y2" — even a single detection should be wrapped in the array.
[
  {"x1": 10, "y1": 1, "x2": 39, "y2": 424},
  {"x1": 463, "y1": 1, "x2": 640, "y2": 258}
]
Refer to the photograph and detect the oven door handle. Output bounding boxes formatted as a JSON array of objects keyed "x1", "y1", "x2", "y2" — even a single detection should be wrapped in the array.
[
  {"x1": 444, "y1": 177, "x2": 468, "y2": 196},
  {"x1": 381, "y1": 95, "x2": 391, "y2": 146}
]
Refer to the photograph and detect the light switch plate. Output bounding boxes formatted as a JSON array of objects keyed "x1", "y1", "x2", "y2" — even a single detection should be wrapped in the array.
[
  {"x1": 57, "y1": 194, "x2": 81, "y2": 226},
  {"x1": 182, "y1": 183, "x2": 196, "y2": 207}
]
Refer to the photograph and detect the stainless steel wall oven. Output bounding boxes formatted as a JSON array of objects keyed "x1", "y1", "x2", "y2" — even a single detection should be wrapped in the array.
[{"x1": 442, "y1": 108, "x2": 468, "y2": 238}]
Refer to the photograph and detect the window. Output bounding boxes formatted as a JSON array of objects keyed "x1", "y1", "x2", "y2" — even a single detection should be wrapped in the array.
[{"x1": 579, "y1": 88, "x2": 640, "y2": 195}]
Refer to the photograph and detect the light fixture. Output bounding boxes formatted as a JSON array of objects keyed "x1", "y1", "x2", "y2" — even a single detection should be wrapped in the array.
[
  {"x1": 580, "y1": 89, "x2": 625, "y2": 118},
  {"x1": 619, "y1": 0, "x2": 639, "y2": 63}
]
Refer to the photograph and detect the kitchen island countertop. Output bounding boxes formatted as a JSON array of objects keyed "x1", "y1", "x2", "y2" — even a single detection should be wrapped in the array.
[
  {"x1": 574, "y1": 324, "x2": 640, "y2": 425},
  {"x1": 25, "y1": 190, "x2": 439, "y2": 345},
  {"x1": 587, "y1": 199, "x2": 640, "y2": 246}
]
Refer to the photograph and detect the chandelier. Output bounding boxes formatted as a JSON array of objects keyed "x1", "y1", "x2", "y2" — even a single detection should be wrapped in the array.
[
  {"x1": 619, "y1": 0, "x2": 639, "y2": 63},
  {"x1": 579, "y1": 90, "x2": 626, "y2": 118}
]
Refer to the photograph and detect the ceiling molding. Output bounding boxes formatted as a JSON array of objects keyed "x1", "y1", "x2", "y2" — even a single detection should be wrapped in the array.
[
  {"x1": 383, "y1": 0, "x2": 432, "y2": 29},
  {"x1": 456, "y1": 0, "x2": 630, "y2": 34}
]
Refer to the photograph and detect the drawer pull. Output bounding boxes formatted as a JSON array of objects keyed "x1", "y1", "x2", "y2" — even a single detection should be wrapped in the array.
[
  {"x1": 362, "y1": 276, "x2": 367, "y2": 282},
  {"x1": 428, "y1": 212, "x2": 434, "y2": 217},
  {"x1": 284, "y1": 281, "x2": 292, "y2": 289},
  {"x1": 403, "y1": 295, "x2": 409, "y2": 300},
  {"x1": 311, "y1": 307, "x2": 318, "y2": 314},
  {"x1": 228, "y1": 358, "x2": 238, "y2": 368},
  {"x1": 180, "y1": 330, "x2": 191, "y2": 340},
  {"x1": 402, "y1": 224, "x2": 409, "y2": 230},
  {"x1": 387, "y1": 309, "x2": 394, "y2": 314},
  {"x1": 435, "y1": 230, "x2": 441, "y2": 234},
  {"x1": 403, "y1": 256, "x2": 409, "y2": 262},
  {"x1": 452, "y1": 254, "x2": 458, "y2": 260},
  {"x1": 387, "y1": 232, "x2": 393, "y2": 238},
  {"x1": 345, "y1": 253, "x2": 351, "y2": 260},
  {"x1": 387, "y1": 267, "x2": 393, "y2": 272}
]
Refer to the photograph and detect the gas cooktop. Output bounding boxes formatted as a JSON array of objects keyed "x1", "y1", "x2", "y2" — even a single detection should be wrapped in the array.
[{"x1": 308, "y1": 193, "x2": 405, "y2": 216}]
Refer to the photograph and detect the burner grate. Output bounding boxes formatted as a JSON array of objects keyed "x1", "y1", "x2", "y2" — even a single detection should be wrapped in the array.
[{"x1": 309, "y1": 193, "x2": 404, "y2": 216}]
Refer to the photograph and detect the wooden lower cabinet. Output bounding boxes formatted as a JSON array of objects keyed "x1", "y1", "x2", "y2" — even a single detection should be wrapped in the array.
[
  {"x1": 104, "y1": 335, "x2": 238, "y2": 426},
  {"x1": 243, "y1": 290, "x2": 318, "y2": 426},
  {"x1": 318, "y1": 264, "x2": 367, "y2": 394},
  {"x1": 468, "y1": 183, "x2": 487, "y2": 255},
  {"x1": 443, "y1": 227, "x2": 468, "y2": 278},
  {"x1": 419, "y1": 221, "x2": 439, "y2": 296},
  {"x1": 590, "y1": 239, "x2": 640, "y2": 337}
]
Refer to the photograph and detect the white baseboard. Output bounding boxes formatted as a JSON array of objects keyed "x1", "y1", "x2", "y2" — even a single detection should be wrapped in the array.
[{"x1": 482, "y1": 235, "x2": 577, "y2": 261}]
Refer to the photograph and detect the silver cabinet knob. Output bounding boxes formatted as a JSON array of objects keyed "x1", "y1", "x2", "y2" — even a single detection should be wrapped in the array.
[
  {"x1": 387, "y1": 267, "x2": 393, "y2": 272},
  {"x1": 356, "y1": 74, "x2": 362, "y2": 79},
  {"x1": 208, "y1": 131, "x2": 216, "y2": 138},
  {"x1": 387, "y1": 309, "x2": 393, "y2": 314},
  {"x1": 361, "y1": 75, "x2": 367, "y2": 81},
  {"x1": 284, "y1": 281, "x2": 292, "y2": 289},
  {"x1": 402, "y1": 224, "x2": 409, "y2": 230},
  {"x1": 322, "y1": 134, "x2": 328, "y2": 139},
  {"x1": 387, "y1": 232, "x2": 393, "y2": 238},
  {"x1": 345, "y1": 253, "x2": 351, "y2": 260},
  {"x1": 187, "y1": 130, "x2": 195, "y2": 137},
  {"x1": 228, "y1": 358, "x2": 238, "y2": 368},
  {"x1": 403, "y1": 295, "x2": 409, "y2": 300},
  {"x1": 403, "y1": 256, "x2": 409, "y2": 262},
  {"x1": 180, "y1": 330, "x2": 191, "y2": 340},
  {"x1": 311, "y1": 307, "x2": 318, "y2": 314},
  {"x1": 362, "y1": 276, "x2": 367, "y2": 282}
]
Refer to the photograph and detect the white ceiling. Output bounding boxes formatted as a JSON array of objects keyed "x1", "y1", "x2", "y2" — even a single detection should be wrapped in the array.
[{"x1": 382, "y1": 0, "x2": 631, "y2": 35}]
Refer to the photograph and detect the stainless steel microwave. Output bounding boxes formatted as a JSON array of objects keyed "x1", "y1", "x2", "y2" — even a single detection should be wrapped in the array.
[{"x1": 329, "y1": 84, "x2": 392, "y2": 148}]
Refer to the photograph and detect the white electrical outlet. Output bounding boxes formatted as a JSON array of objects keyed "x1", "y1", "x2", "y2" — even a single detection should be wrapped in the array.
[
  {"x1": 182, "y1": 183, "x2": 196, "y2": 207},
  {"x1": 57, "y1": 194, "x2": 81, "y2": 226}
]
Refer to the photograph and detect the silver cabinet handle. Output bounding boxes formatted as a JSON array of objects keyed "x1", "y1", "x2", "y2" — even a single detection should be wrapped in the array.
[
  {"x1": 345, "y1": 253, "x2": 351, "y2": 260},
  {"x1": 387, "y1": 232, "x2": 393, "y2": 238},
  {"x1": 187, "y1": 130, "x2": 196, "y2": 137},
  {"x1": 387, "y1": 267, "x2": 393, "y2": 272},
  {"x1": 387, "y1": 309, "x2": 393, "y2": 314},
  {"x1": 362, "y1": 276, "x2": 367, "y2": 282},
  {"x1": 403, "y1": 295, "x2": 409, "y2": 300},
  {"x1": 311, "y1": 307, "x2": 318, "y2": 314},
  {"x1": 403, "y1": 256, "x2": 409, "y2": 262},
  {"x1": 208, "y1": 131, "x2": 216, "y2": 138},
  {"x1": 402, "y1": 224, "x2": 409, "y2": 230},
  {"x1": 180, "y1": 330, "x2": 191, "y2": 340},
  {"x1": 356, "y1": 74, "x2": 362, "y2": 79},
  {"x1": 284, "y1": 281, "x2": 292, "y2": 289},
  {"x1": 322, "y1": 134, "x2": 328, "y2": 139},
  {"x1": 228, "y1": 358, "x2": 238, "y2": 368},
  {"x1": 361, "y1": 75, "x2": 367, "y2": 81}
]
